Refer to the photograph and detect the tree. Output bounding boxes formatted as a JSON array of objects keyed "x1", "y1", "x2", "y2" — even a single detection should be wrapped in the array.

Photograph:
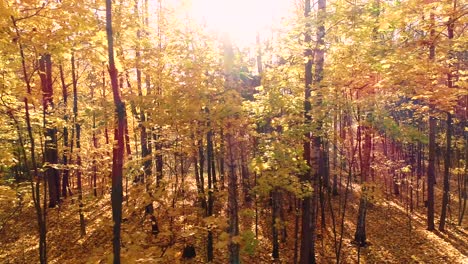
[
  {"x1": 39, "y1": 54, "x2": 60, "y2": 209},
  {"x1": 426, "y1": 9, "x2": 436, "y2": 232},
  {"x1": 439, "y1": 0, "x2": 456, "y2": 231},
  {"x1": 300, "y1": 0, "x2": 326, "y2": 261},
  {"x1": 106, "y1": 0, "x2": 125, "y2": 262},
  {"x1": 10, "y1": 9, "x2": 48, "y2": 263}
]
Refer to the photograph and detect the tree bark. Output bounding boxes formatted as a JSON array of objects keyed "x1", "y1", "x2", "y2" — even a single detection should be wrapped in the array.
[
  {"x1": 354, "y1": 126, "x2": 371, "y2": 246},
  {"x1": 300, "y1": 1, "x2": 314, "y2": 263},
  {"x1": 59, "y1": 64, "x2": 72, "y2": 198},
  {"x1": 71, "y1": 54, "x2": 86, "y2": 237},
  {"x1": 427, "y1": 11, "x2": 436, "y2": 231},
  {"x1": 106, "y1": 0, "x2": 125, "y2": 262},
  {"x1": 272, "y1": 189, "x2": 280, "y2": 260},
  {"x1": 427, "y1": 116, "x2": 436, "y2": 231},
  {"x1": 39, "y1": 54, "x2": 60, "y2": 208},
  {"x1": 12, "y1": 15, "x2": 47, "y2": 263},
  {"x1": 227, "y1": 132, "x2": 239, "y2": 264},
  {"x1": 439, "y1": 113, "x2": 451, "y2": 231},
  {"x1": 440, "y1": 2, "x2": 455, "y2": 231}
]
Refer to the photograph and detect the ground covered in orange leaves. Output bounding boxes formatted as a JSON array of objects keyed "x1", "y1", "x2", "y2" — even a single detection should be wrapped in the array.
[{"x1": 0, "y1": 180, "x2": 466, "y2": 263}]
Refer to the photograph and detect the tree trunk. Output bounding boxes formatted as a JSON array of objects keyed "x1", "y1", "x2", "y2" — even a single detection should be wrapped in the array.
[
  {"x1": 300, "y1": 0, "x2": 325, "y2": 261},
  {"x1": 354, "y1": 126, "x2": 371, "y2": 246},
  {"x1": 206, "y1": 112, "x2": 217, "y2": 191},
  {"x1": 92, "y1": 111, "x2": 98, "y2": 197},
  {"x1": 427, "y1": 116, "x2": 436, "y2": 231},
  {"x1": 426, "y1": 11, "x2": 436, "y2": 231},
  {"x1": 193, "y1": 134, "x2": 207, "y2": 211},
  {"x1": 272, "y1": 189, "x2": 280, "y2": 260},
  {"x1": 12, "y1": 15, "x2": 47, "y2": 263},
  {"x1": 300, "y1": 1, "x2": 315, "y2": 263},
  {"x1": 133, "y1": 0, "x2": 151, "y2": 183},
  {"x1": 227, "y1": 133, "x2": 240, "y2": 264},
  {"x1": 39, "y1": 54, "x2": 60, "y2": 208},
  {"x1": 240, "y1": 141, "x2": 251, "y2": 205},
  {"x1": 439, "y1": 113, "x2": 451, "y2": 231},
  {"x1": 332, "y1": 107, "x2": 339, "y2": 196},
  {"x1": 440, "y1": 3, "x2": 455, "y2": 231},
  {"x1": 223, "y1": 34, "x2": 240, "y2": 264},
  {"x1": 72, "y1": 54, "x2": 86, "y2": 237},
  {"x1": 106, "y1": 0, "x2": 125, "y2": 262},
  {"x1": 59, "y1": 64, "x2": 71, "y2": 198}
]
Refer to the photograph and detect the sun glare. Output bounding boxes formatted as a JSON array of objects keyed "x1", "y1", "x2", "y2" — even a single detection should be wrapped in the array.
[{"x1": 189, "y1": 0, "x2": 292, "y2": 45}]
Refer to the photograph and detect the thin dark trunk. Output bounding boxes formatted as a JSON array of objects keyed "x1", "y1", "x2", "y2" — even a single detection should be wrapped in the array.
[
  {"x1": 72, "y1": 54, "x2": 86, "y2": 237},
  {"x1": 203, "y1": 133, "x2": 214, "y2": 262},
  {"x1": 155, "y1": 132, "x2": 163, "y2": 185},
  {"x1": 106, "y1": 0, "x2": 125, "y2": 262},
  {"x1": 12, "y1": 15, "x2": 47, "y2": 263},
  {"x1": 241, "y1": 143, "x2": 251, "y2": 205},
  {"x1": 227, "y1": 133, "x2": 239, "y2": 264},
  {"x1": 193, "y1": 135, "x2": 207, "y2": 211},
  {"x1": 354, "y1": 126, "x2": 371, "y2": 246},
  {"x1": 134, "y1": 0, "x2": 151, "y2": 183},
  {"x1": 59, "y1": 64, "x2": 71, "y2": 198},
  {"x1": 439, "y1": 115, "x2": 452, "y2": 230},
  {"x1": 427, "y1": 11, "x2": 436, "y2": 231},
  {"x1": 40, "y1": 54, "x2": 60, "y2": 208},
  {"x1": 427, "y1": 116, "x2": 436, "y2": 231},
  {"x1": 440, "y1": 2, "x2": 456, "y2": 230},
  {"x1": 223, "y1": 34, "x2": 239, "y2": 264},
  {"x1": 219, "y1": 129, "x2": 225, "y2": 190},
  {"x1": 93, "y1": 112, "x2": 98, "y2": 197},
  {"x1": 460, "y1": 114, "x2": 467, "y2": 225},
  {"x1": 300, "y1": 1, "x2": 315, "y2": 263},
  {"x1": 206, "y1": 116, "x2": 217, "y2": 191},
  {"x1": 332, "y1": 108, "x2": 339, "y2": 196},
  {"x1": 272, "y1": 190, "x2": 280, "y2": 260},
  {"x1": 300, "y1": 0, "x2": 325, "y2": 261},
  {"x1": 293, "y1": 198, "x2": 299, "y2": 264}
]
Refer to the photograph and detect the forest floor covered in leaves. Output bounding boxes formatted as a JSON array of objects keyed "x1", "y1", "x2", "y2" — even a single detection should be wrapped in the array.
[{"x1": 0, "y1": 178, "x2": 466, "y2": 263}]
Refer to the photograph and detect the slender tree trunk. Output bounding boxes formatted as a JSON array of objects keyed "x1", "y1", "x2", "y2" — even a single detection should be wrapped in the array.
[
  {"x1": 272, "y1": 189, "x2": 280, "y2": 260},
  {"x1": 440, "y1": 2, "x2": 456, "y2": 231},
  {"x1": 240, "y1": 140, "x2": 251, "y2": 205},
  {"x1": 92, "y1": 111, "x2": 98, "y2": 197},
  {"x1": 59, "y1": 65, "x2": 71, "y2": 198},
  {"x1": 459, "y1": 94, "x2": 468, "y2": 225},
  {"x1": 206, "y1": 112, "x2": 217, "y2": 191},
  {"x1": 332, "y1": 105, "x2": 339, "y2": 196},
  {"x1": 11, "y1": 15, "x2": 47, "y2": 263},
  {"x1": 39, "y1": 54, "x2": 60, "y2": 208},
  {"x1": 155, "y1": 132, "x2": 163, "y2": 184},
  {"x1": 439, "y1": 113, "x2": 452, "y2": 231},
  {"x1": 227, "y1": 132, "x2": 240, "y2": 264},
  {"x1": 198, "y1": 138, "x2": 206, "y2": 198},
  {"x1": 293, "y1": 198, "x2": 299, "y2": 264},
  {"x1": 354, "y1": 126, "x2": 371, "y2": 246},
  {"x1": 71, "y1": 54, "x2": 86, "y2": 237},
  {"x1": 106, "y1": 1, "x2": 125, "y2": 262},
  {"x1": 219, "y1": 129, "x2": 226, "y2": 190},
  {"x1": 300, "y1": 0, "x2": 325, "y2": 261},
  {"x1": 223, "y1": 34, "x2": 240, "y2": 264},
  {"x1": 427, "y1": 11, "x2": 436, "y2": 231},
  {"x1": 193, "y1": 133, "x2": 207, "y2": 211},
  {"x1": 427, "y1": 116, "x2": 436, "y2": 231},
  {"x1": 205, "y1": 136, "x2": 214, "y2": 262},
  {"x1": 134, "y1": 0, "x2": 152, "y2": 183},
  {"x1": 300, "y1": 1, "x2": 315, "y2": 263}
]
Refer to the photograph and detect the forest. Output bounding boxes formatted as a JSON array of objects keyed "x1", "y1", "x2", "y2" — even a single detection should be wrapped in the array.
[{"x1": 0, "y1": 0, "x2": 466, "y2": 263}]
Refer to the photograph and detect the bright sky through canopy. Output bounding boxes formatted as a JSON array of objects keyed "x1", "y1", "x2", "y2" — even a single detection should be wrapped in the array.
[{"x1": 189, "y1": 0, "x2": 292, "y2": 45}]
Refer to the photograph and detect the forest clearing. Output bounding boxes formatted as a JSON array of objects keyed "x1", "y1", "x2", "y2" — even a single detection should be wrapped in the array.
[{"x1": 0, "y1": 0, "x2": 467, "y2": 263}]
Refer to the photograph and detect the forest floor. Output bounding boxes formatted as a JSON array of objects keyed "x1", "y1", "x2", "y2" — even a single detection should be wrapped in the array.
[{"x1": 0, "y1": 177, "x2": 466, "y2": 263}]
